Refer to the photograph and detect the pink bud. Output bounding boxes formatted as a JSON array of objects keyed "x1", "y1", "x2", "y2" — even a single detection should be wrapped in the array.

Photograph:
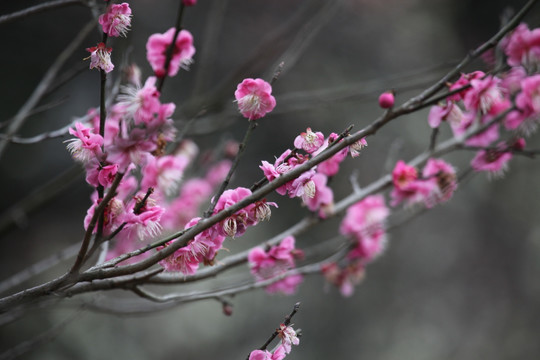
[
  {"x1": 182, "y1": 0, "x2": 197, "y2": 5},
  {"x1": 378, "y1": 91, "x2": 395, "y2": 109},
  {"x1": 222, "y1": 303, "x2": 233, "y2": 316}
]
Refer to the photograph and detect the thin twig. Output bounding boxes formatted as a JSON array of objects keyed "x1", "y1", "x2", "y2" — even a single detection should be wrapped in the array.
[
  {"x1": 0, "y1": 19, "x2": 95, "y2": 159},
  {"x1": 204, "y1": 121, "x2": 258, "y2": 217},
  {"x1": 0, "y1": 0, "x2": 87, "y2": 25}
]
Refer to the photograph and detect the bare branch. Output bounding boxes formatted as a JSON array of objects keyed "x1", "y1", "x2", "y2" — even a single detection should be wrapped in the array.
[
  {"x1": 0, "y1": 0, "x2": 87, "y2": 25},
  {"x1": 0, "y1": 19, "x2": 96, "y2": 159}
]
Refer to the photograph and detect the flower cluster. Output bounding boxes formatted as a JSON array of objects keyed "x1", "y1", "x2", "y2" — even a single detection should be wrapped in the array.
[
  {"x1": 426, "y1": 22, "x2": 540, "y2": 178},
  {"x1": 260, "y1": 128, "x2": 367, "y2": 218},
  {"x1": 323, "y1": 195, "x2": 389, "y2": 297},
  {"x1": 248, "y1": 325, "x2": 300, "y2": 360},
  {"x1": 390, "y1": 158, "x2": 457, "y2": 208},
  {"x1": 248, "y1": 236, "x2": 304, "y2": 295}
]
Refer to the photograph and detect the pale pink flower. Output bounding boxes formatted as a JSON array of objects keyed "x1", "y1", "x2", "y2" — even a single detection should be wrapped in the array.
[
  {"x1": 428, "y1": 101, "x2": 464, "y2": 129},
  {"x1": 303, "y1": 173, "x2": 334, "y2": 217},
  {"x1": 213, "y1": 187, "x2": 257, "y2": 238},
  {"x1": 205, "y1": 159, "x2": 232, "y2": 187},
  {"x1": 249, "y1": 350, "x2": 273, "y2": 360},
  {"x1": 503, "y1": 23, "x2": 540, "y2": 68},
  {"x1": 117, "y1": 77, "x2": 161, "y2": 125},
  {"x1": 65, "y1": 122, "x2": 103, "y2": 163},
  {"x1": 463, "y1": 75, "x2": 504, "y2": 114},
  {"x1": 516, "y1": 74, "x2": 540, "y2": 115},
  {"x1": 107, "y1": 128, "x2": 157, "y2": 170},
  {"x1": 120, "y1": 193, "x2": 164, "y2": 241},
  {"x1": 97, "y1": 163, "x2": 119, "y2": 187},
  {"x1": 278, "y1": 324, "x2": 300, "y2": 353},
  {"x1": 501, "y1": 66, "x2": 527, "y2": 95},
  {"x1": 378, "y1": 91, "x2": 394, "y2": 109},
  {"x1": 86, "y1": 42, "x2": 114, "y2": 73},
  {"x1": 146, "y1": 28, "x2": 195, "y2": 77},
  {"x1": 322, "y1": 261, "x2": 365, "y2": 297},
  {"x1": 421, "y1": 158, "x2": 457, "y2": 207},
  {"x1": 349, "y1": 137, "x2": 368, "y2": 158},
  {"x1": 235, "y1": 78, "x2": 276, "y2": 120},
  {"x1": 340, "y1": 195, "x2": 389, "y2": 261},
  {"x1": 471, "y1": 146, "x2": 513, "y2": 178},
  {"x1": 313, "y1": 132, "x2": 349, "y2": 176},
  {"x1": 294, "y1": 128, "x2": 325, "y2": 153},
  {"x1": 84, "y1": 197, "x2": 124, "y2": 236},
  {"x1": 99, "y1": 2, "x2": 132, "y2": 37},
  {"x1": 448, "y1": 71, "x2": 485, "y2": 101},
  {"x1": 159, "y1": 244, "x2": 200, "y2": 274},
  {"x1": 248, "y1": 236, "x2": 304, "y2": 295},
  {"x1": 141, "y1": 154, "x2": 189, "y2": 196}
]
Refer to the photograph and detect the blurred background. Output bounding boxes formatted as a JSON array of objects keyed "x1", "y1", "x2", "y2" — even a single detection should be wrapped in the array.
[{"x1": 1, "y1": 0, "x2": 540, "y2": 359}]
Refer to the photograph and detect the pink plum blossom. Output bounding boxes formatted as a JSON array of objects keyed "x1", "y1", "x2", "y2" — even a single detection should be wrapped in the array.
[
  {"x1": 117, "y1": 76, "x2": 161, "y2": 125},
  {"x1": 86, "y1": 42, "x2": 114, "y2": 73},
  {"x1": 65, "y1": 122, "x2": 104, "y2": 163},
  {"x1": 278, "y1": 324, "x2": 300, "y2": 354},
  {"x1": 120, "y1": 193, "x2": 164, "y2": 241},
  {"x1": 235, "y1": 78, "x2": 276, "y2": 120},
  {"x1": 141, "y1": 154, "x2": 189, "y2": 196},
  {"x1": 421, "y1": 158, "x2": 457, "y2": 207},
  {"x1": 322, "y1": 261, "x2": 365, "y2": 297},
  {"x1": 340, "y1": 195, "x2": 389, "y2": 261},
  {"x1": 503, "y1": 23, "x2": 540, "y2": 68},
  {"x1": 98, "y1": 2, "x2": 132, "y2": 37},
  {"x1": 349, "y1": 137, "x2": 368, "y2": 158},
  {"x1": 448, "y1": 71, "x2": 485, "y2": 101},
  {"x1": 427, "y1": 101, "x2": 464, "y2": 129},
  {"x1": 248, "y1": 236, "x2": 304, "y2": 295},
  {"x1": 463, "y1": 75, "x2": 504, "y2": 114},
  {"x1": 213, "y1": 187, "x2": 257, "y2": 238},
  {"x1": 146, "y1": 28, "x2": 195, "y2": 77},
  {"x1": 471, "y1": 146, "x2": 513, "y2": 178},
  {"x1": 303, "y1": 173, "x2": 334, "y2": 217},
  {"x1": 293, "y1": 128, "x2": 325, "y2": 153}
]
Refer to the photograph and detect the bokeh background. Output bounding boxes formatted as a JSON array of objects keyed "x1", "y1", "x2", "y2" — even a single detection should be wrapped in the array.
[{"x1": 1, "y1": 0, "x2": 540, "y2": 359}]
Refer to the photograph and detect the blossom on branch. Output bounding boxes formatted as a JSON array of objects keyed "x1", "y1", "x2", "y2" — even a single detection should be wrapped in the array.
[
  {"x1": 85, "y1": 42, "x2": 114, "y2": 73},
  {"x1": 235, "y1": 78, "x2": 276, "y2": 120},
  {"x1": 99, "y1": 2, "x2": 132, "y2": 38},
  {"x1": 146, "y1": 28, "x2": 195, "y2": 77}
]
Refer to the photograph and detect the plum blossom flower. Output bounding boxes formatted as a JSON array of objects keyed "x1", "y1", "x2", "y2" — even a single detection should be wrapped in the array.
[
  {"x1": 117, "y1": 76, "x2": 161, "y2": 125},
  {"x1": 213, "y1": 187, "x2": 257, "y2": 238},
  {"x1": 65, "y1": 122, "x2": 103, "y2": 163},
  {"x1": 86, "y1": 42, "x2": 114, "y2": 73},
  {"x1": 421, "y1": 158, "x2": 457, "y2": 207},
  {"x1": 146, "y1": 28, "x2": 195, "y2": 77},
  {"x1": 235, "y1": 78, "x2": 276, "y2": 120},
  {"x1": 99, "y1": 2, "x2": 132, "y2": 37},
  {"x1": 278, "y1": 324, "x2": 300, "y2": 354},
  {"x1": 463, "y1": 75, "x2": 504, "y2": 114},
  {"x1": 471, "y1": 145, "x2": 513, "y2": 178},
  {"x1": 121, "y1": 193, "x2": 164, "y2": 241},
  {"x1": 293, "y1": 128, "x2": 324, "y2": 153},
  {"x1": 428, "y1": 101, "x2": 464, "y2": 129},
  {"x1": 349, "y1": 137, "x2": 368, "y2": 158},
  {"x1": 340, "y1": 195, "x2": 389, "y2": 262},
  {"x1": 322, "y1": 261, "x2": 365, "y2": 297},
  {"x1": 503, "y1": 23, "x2": 540, "y2": 68},
  {"x1": 141, "y1": 154, "x2": 189, "y2": 196},
  {"x1": 248, "y1": 236, "x2": 304, "y2": 295}
]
